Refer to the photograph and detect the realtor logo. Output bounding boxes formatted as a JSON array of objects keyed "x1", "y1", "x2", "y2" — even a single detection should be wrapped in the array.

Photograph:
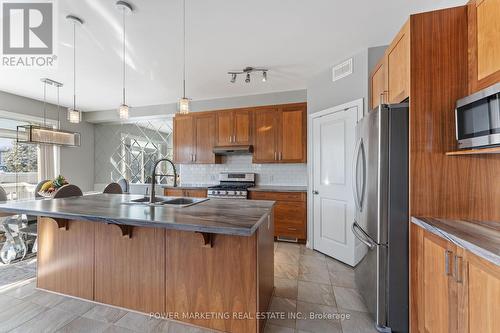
[{"x1": 1, "y1": 0, "x2": 57, "y2": 67}]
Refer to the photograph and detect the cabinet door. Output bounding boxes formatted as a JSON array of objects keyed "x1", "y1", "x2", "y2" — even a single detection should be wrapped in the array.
[
  {"x1": 173, "y1": 115, "x2": 194, "y2": 164},
  {"x1": 94, "y1": 223, "x2": 165, "y2": 313},
  {"x1": 274, "y1": 201, "x2": 306, "y2": 240},
  {"x1": 234, "y1": 109, "x2": 251, "y2": 145},
  {"x1": 194, "y1": 113, "x2": 218, "y2": 164},
  {"x1": 421, "y1": 230, "x2": 457, "y2": 333},
  {"x1": 279, "y1": 104, "x2": 306, "y2": 163},
  {"x1": 386, "y1": 21, "x2": 410, "y2": 103},
  {"x1": 253, "y1": 108, "x2": 279, "y2": 163},
  {"x1": 468, "y1": 0, "x2": 500, "y2": 93},
  {"x1": 370, "y1": 59, "x2": 387, "y2": 110},
  {"x1": 37, "y1": 218, "x2": 94, "y2": 300},
  {"x1": 216, "y1": 111, "x2": 233, "y2": 146},
  {"x1": 459, "y1": 249, "x2": 500, "y2": 333}
]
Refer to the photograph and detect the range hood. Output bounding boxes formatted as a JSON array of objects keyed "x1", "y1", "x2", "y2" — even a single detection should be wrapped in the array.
[{"x1": 213, "y1": 145, "x2": 253, "y2": 155}]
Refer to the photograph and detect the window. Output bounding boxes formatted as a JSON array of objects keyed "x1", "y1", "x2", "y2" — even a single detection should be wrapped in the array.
[{"x1": 0, "y1": 111, "x2": 59, "y2": 200}]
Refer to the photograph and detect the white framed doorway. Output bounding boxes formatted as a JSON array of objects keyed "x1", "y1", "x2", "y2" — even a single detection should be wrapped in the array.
[{"x1": 307, "y1": 99, "x2": 364, "y2": 266}]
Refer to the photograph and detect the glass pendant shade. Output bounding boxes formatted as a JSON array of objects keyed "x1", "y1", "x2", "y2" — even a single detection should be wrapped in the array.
[
  {"x1": 119, "y1": 104, "x2": 129, "y2": 120},
  {"x1": 178, "y1": 97, "x2": 190, "y2": 114},
  {"x1": 67, "y1": 108, "x2": 81, "y2": 123}
]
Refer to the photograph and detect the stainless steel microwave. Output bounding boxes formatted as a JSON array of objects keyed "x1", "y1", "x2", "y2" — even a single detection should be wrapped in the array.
[{"x1": 456, "y1": 83, "x2": 500, "y2": 149}]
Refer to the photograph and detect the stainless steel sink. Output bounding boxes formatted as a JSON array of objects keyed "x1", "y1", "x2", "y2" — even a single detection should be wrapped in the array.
[{"x1": 127, "y1": 196, "x2": 208, "y2": 208}]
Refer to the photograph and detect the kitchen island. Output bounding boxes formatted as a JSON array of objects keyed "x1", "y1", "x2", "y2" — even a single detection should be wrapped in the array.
[{"x1": 0, "y1": 194, "x2": 275, "y2": 333}]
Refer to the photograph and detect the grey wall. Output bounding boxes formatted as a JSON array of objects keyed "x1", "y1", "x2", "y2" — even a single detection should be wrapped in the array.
[
  {"x1": 84, "y1": 89, "x2": 307, "y2": 123},
  {"x1": 307, "y1": 46, "x2": 386, "y2": 115},
  {"x1": 0, "y1": 90, "x2": 95, "y2": 191}
]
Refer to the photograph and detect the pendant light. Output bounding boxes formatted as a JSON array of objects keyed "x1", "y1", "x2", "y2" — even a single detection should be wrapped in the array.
[
  {"x1": 17, "y1": 78, "x2": 81, "y2": 147},
  {"x1": 116, "y1": 1, "x2": 133, "y2": 120},
  {"x1": 178, "y1": 0, "x2": 190, "y2": 114},
  {"x1": 66, "y1": 15, "x2": 84, "y2": 124}
]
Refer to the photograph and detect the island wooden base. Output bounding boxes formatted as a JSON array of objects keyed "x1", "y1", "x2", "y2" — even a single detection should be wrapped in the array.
[{"x1": 37, "y1": 215, "x2": 274, "y2": 333}]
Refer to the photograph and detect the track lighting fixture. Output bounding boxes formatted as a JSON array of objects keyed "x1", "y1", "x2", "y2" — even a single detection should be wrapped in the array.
[{"x1": 228, "y1": 67, "x2": 268, "y2": 84}]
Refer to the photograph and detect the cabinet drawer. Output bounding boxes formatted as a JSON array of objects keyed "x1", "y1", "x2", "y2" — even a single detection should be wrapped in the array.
[
  {"x1": 164, "y1": 188, "x2": 184, "y2": 197},
  {"x1": 275, "y1": 224, "x2": 306, "y2": 239},
  {"x1": 275, "y1": 201, "x2": 306, "y2": 225},
  {"x1": 184, "y1": 189, "x2": 207, "y2": 198},
  {"x1": 249, "y1": 191, "x2": 305, "y2": 202}
]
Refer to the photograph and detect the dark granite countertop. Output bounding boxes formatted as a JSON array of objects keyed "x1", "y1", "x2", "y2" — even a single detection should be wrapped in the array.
[
  {"x1": 411, "y1": 217, "x2": 500, "y2": 266},
  {"x1": 0, "y1": 194, "x2": 275, "y2": 236}
]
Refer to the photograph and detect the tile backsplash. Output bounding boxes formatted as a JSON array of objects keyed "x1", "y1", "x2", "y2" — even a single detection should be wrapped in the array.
[{"x1": 179, "y1": 155, "x2": 307, "y2": 186}]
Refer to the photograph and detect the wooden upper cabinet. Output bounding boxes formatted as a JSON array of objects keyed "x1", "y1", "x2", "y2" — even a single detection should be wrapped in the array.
[
  {"x1": 468, "y1": 0, "x2": 500, "y2": 93},
  {"x1": 253, "y1": 104, "x2": 307, "y2": 164},
  {"x1": 173, "y1": 115, "x2": 195, "y2": 164},
  {"x1": 370, "y1": 58, "x2": 387, "y2": 110},
  {"x1": 253, "y1": 107, "x2": 279, "y2": 163},
  {"x1": 279, "y1": 105, "x2": 306, "y2": 163},
  {"x1": 216, "y1": 109, "x2": 252, "y2": 146},
  {"x1": 194, "y1": 113, "x2": 219, "y2": 164},
  {"x1": 174, "y1": 113, "x2": 220, "y2": 164},
  {"x1": 216, "y1": 111, "x2": 233, "y2": 146},
  {"x1": 386, "y1": 21, "x2": 410, "y2": 104},
  {"x1": 233, "y1": 109, "x2": 251, "y2": 145}
]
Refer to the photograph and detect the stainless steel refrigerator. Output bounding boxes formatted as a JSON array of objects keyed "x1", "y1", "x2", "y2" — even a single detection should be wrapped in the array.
[{"x1": 351, "y1": 103, "x2": 409, "y2": 333}]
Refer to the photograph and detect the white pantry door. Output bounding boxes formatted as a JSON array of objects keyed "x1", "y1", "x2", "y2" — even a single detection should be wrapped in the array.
[{"x1": 313, "y1": 106, "x2": 358, "y2": 266}]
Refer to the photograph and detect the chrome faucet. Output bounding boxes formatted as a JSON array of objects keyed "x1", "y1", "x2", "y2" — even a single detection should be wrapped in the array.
[{"x1": 150, "y1": 158, "x2": 177, "y2": 204}]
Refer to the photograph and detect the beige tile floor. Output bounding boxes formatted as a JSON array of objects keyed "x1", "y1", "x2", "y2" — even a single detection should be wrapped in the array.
[{"x1": 0, "y1": 242, "x2": 377, "y2": 333}]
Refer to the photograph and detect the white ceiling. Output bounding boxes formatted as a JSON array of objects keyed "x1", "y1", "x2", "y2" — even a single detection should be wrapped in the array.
[{"x1": 0, "y1": 0, "x2": 465, "y2": 111}]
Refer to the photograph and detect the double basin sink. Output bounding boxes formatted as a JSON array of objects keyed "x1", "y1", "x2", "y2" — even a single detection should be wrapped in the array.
[{"x1": 127, "y1": 196, "x2": 208, "y2": 208}]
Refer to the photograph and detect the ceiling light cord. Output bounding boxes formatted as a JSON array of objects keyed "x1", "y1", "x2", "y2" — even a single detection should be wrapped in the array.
[
  {"x1": 73, "y1": 21, "x2": 76, "y2": 110},
  {"x1": 43, "y1": 81, "x2": 47, "y2": 127},
  {"x1": 182, "y1": 0, "x2": 186, "y2": 99},
  {"x1": 122, "y1": 7, "x2": 126, "y2": 105},
  {"x1": 57, "y1": 84, "x2": 60, "y2": 126}
]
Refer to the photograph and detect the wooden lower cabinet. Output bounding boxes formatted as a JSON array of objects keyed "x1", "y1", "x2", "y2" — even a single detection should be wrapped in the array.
[
  {"x1": 411, "y1": 223, "x2": 500, "y2": 333},
  {"x1": 94, "y1": 223, "x2": 166, "y2": 313},
  {"x1": 37, "y1": 217, "x2": 94, "y2": 300},
  {"x1": 164, "y1": 188, "x2": 207, "y2": 198},
  {"x1": 459, "y1": 248, "x2": 500, "y2": 333},
  {"x1": 248, "y1": 191, "x2": 306, "y2": 241},
  {"x1": 36, "y1": 216, "x2": 274, "y2": 333}
]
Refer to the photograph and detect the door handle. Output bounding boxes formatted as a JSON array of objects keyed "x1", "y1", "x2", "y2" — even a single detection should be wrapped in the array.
[
  {"x1": 279, "y1": 152, "x2": 283, "y2": 160},
  {"x1": 445, "y1": 250, "x2": 453, "y2": 276},
  {"x1": 229, "y1": 135, "x2": 232, "y2": 143},
  {"x1": 233, "y1": 135, "x2": 236, "y2": 143},
  {"x1": 274, "y1": 151, "x2": 277, "y2": 161},
  {"x1": 351, "y1": 221, "x2": 376, "y2": 250},
  {"x1": 351, "y1": 139, "x2": 364, "y2": 212},
  {"x1": 454, "y1": 255, "x2": 463, "y2": 283},
  {"x1": 313, "y1": 190, "x2": 319, "y2": 195}
]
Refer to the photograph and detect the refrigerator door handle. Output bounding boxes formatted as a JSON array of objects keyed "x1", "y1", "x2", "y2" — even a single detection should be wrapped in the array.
[
  {"x1": 352, "y1": 220, "x2": 377, "y2": 250},
  {"x1": 351, "y1": 139, "x2": 366, "y2": 212}
]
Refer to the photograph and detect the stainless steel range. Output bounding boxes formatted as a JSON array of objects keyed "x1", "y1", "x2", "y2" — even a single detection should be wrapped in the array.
[{"x1": 207, "y1": 173, "x2": 255, "y2": 199}]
